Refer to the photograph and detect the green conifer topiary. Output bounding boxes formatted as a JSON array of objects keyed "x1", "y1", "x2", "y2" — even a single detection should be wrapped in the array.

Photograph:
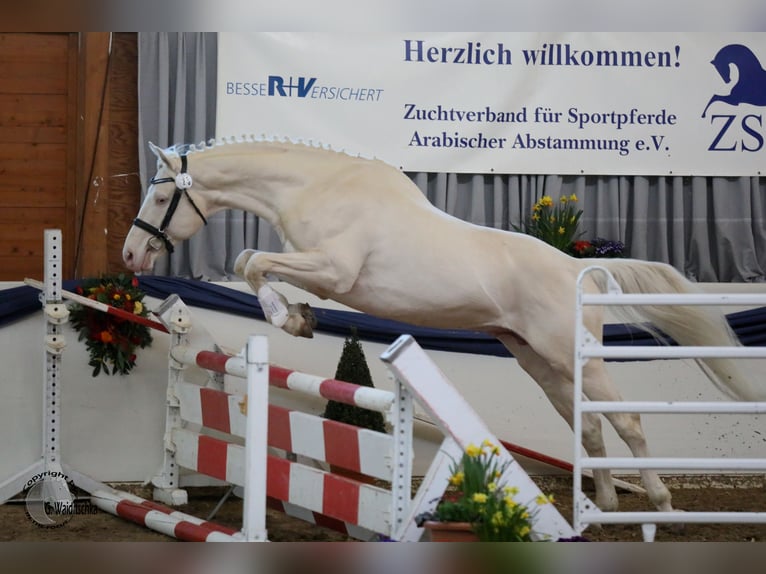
[{"x1": 322, "y1": 328, "x2": 387, "y2": 433}]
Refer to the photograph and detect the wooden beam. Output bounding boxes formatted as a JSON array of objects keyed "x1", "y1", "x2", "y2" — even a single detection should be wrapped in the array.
[{"x1": 74, "y1": 32, "x2": 111, "y2": 278}]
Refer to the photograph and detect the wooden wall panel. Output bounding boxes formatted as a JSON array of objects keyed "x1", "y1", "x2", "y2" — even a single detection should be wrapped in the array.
[
  {"x1": 0, "y1": 208, "x2": 66, "y2": 279},
  {"x1": 0, "y1": 33, "x2": 74, "y2": 281},
  {"x1": 0, "y1": 33, "x2": 140, "y2": 281}
]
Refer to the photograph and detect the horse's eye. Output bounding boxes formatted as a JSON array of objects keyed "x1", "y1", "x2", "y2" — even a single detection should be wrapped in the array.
[{"x1": 156, "y1": 196, "x2": 168, "y2": 205}]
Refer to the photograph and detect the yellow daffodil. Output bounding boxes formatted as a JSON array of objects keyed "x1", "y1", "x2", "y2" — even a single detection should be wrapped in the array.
[
  {"x1": 472, "y1": 493, "x2": 488, "y2": 504},
  {"x1": 535, "y1": 493, "x2": 555, "y2": 505},
  {"x1": 465, "y1": 443, "x2": 482, "y2": 458}
]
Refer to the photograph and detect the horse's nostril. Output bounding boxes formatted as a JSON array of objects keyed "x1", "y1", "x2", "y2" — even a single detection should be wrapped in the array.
[{"x1": 125, "y1": 250, "x2": 133, "y2": 262}]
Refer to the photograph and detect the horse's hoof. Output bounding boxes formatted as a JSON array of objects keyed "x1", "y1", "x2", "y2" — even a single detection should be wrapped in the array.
[
  {"x1": 668, "y1": 509, "x2": 686, "y2": 534},
  {"x1": 284, "y1": 303, "x2": 315, "y2": 338},
  {"x1": 296, "y1": 322, "x2": 314, "y2": 339},
  {"x1": 297, "y1": 302, "x2": 317, "y2": 328},
  {"x1": 284, "y1": 319, "x2": 314, "y2": 339}
]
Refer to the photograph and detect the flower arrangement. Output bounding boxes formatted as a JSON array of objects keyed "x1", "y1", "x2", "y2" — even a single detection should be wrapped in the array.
[
  {"x1": 68, "y1": 274, "x2": 154, "y2": 377},
  {"x1": 514, "y1": 194, "x2": 584, "y2": 251},
  {"x1": 570, "y1": 237, "x2": 626, "y2": 258},
  {"x1": 416, "y1": 440, "x2": 555, "y2": 542},
  {"x1": 515, "y1": 194, "x2": 627, "y2": 258}
]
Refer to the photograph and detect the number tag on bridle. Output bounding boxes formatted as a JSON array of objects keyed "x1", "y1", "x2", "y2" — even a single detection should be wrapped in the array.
[{"x1": 175, "y1": 173, "x2": 193, "y2": 189}]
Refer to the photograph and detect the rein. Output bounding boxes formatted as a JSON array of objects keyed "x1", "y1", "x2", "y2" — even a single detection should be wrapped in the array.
[{"x1": 132, "y1": 155, "x2": 207, "y2": 254}]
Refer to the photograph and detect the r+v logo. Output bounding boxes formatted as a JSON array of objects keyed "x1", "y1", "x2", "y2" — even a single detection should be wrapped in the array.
[{"x1": 268, "y1": 75, "x2": 316, "y2": 98}]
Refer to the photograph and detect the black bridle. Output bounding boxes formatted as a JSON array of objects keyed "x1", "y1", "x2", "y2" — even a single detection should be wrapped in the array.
[{"x1": 132, "y1": 155, "x2": 207, "y2": 254}]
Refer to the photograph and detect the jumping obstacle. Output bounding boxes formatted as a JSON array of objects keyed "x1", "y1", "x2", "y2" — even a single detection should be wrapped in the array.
[
  {"x1": 155, "y1": 298, "x2": 416, "y2": 540},
  {"x1": 12, "y1": 229, "x2": 581, "y2": 541},
  {"x1": 150, "y1": 297, "x2": 579, "y2": 541},
  {"x1": 573, "y1": 266, "x2": 766, "y2": 542}
]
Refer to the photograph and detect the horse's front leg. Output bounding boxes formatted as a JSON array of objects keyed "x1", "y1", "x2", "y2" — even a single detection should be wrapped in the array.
[
  {"x1": 233, "y1": 249, "x2": 318, "y2": 338},
  {"x1": 234, "y1": 247, "x2": 360, "y2": 338}
]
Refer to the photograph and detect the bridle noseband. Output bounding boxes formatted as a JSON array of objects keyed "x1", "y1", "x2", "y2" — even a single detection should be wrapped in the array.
[{"x1": 132, "y1": 155, "x2": 207, "y2": 254}]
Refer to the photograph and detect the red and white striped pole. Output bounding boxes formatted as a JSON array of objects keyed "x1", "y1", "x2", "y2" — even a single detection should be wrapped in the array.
[
  {"x1": 90, "y1": 487, "x2": 241, "y2": 542},
  {"x1": 170, "y1": 345, "x2": 395, "y2": 413},
  {"x1": 24, "y1": 277, "x2": 169, "y2": 333}
]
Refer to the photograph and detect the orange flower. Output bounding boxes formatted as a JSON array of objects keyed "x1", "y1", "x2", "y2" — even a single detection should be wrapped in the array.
[{"x1": 100, "y1": 330, "x2": 113, "y2": 343}]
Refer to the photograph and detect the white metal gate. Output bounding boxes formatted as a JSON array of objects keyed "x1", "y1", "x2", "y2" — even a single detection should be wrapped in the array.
[{"x1": 573, "y1": 265, "x2": 766, "y2": 541}]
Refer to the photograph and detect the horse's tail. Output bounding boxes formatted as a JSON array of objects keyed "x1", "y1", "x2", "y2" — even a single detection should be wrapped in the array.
[{"x1": 585, "y1": 258, "x2": 763, "y2": 402}]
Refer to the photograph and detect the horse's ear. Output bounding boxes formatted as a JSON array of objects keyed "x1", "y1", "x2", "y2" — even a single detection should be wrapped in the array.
[{"x1": 148, "y1": 141, "x2": 174, "y2": 170}]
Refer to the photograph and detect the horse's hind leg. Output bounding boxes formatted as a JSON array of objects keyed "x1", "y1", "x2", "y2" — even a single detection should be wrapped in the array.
[
  {"x1": 500, "y1": 335, "x2": 674, "y2": 513},
  {"x1": 582, "y1": 359, "x2": 674, "y2": 513},
  {"x1": 498, "y1": 336, "x2": 619, "y2": 512}
]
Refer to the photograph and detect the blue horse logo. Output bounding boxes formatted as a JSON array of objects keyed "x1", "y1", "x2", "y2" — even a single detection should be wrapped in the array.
[{"x1": 701, "y1": 44, "x2": 766, "y2": 118}]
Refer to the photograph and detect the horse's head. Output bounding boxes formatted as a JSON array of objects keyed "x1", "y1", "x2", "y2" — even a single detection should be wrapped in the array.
[
  {"x1": 711, "y1": 53, "x2": 733, "y2": 84},
  {"x1": 709, "y1": 44, "x2": 764, "y2": 84},
  {"x1": 122, "y1": 142, "x2": 209, "y2": 272}
]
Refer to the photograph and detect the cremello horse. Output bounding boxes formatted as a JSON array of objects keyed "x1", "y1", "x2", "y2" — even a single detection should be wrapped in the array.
[{"x1": 123, "y1": 138, "x2": 761, "y2": 516}]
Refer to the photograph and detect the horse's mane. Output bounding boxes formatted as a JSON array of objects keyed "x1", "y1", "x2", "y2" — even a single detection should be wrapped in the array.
[{"x1": 163, "y1": 134, "x2": 376, "y2": 163}]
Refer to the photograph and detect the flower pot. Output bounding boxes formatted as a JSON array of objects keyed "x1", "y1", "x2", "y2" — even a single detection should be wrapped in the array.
[{"x1": 422, "y1": 521, "x2": 478, "y2": 542}]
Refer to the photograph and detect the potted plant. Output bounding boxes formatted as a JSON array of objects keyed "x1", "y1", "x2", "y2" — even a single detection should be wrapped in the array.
[
  {"x1": 514, "y1": 194, "x2": 626, "y2": 258},
  {"x1": 513, "y1": 193, "x2": 585, "y2": 252},
  {"x1": 322, "y1": 329, "x2": 387, "y2": 479},
  {"x1": 569, "y1": 237, "x2": 626, "y2": 258},
  {"x1": 416, "y1": 440, "x2": 556, "y2": 542}
]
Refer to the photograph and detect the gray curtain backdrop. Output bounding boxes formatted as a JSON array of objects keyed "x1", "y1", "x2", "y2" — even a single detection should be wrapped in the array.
[{"x1": 137, "y1": 33, "x2": 766, "y2": 283}]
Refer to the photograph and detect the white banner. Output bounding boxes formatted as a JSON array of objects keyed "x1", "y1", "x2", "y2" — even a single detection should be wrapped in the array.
[{"x1": 216, "y1": 33, "x2": 766, "y2": 176}]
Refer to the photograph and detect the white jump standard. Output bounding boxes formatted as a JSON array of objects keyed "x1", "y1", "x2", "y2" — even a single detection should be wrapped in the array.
[{"x1": 573, "y1": 266, "x2": 766, "y2": 542}]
